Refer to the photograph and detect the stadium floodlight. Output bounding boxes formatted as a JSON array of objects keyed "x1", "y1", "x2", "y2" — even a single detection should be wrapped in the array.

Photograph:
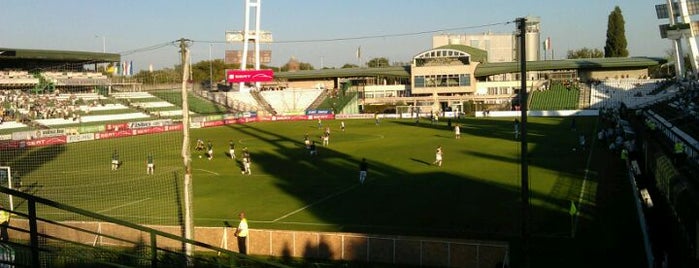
[{"x1": 225, "y1": 30, "x2": 273, "y2": 43}]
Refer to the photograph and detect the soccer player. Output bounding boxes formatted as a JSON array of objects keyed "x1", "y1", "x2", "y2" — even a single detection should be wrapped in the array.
[
  {"x1": 242, "y1": 147, "x2": 250, "y2": 160},
  {"x1": 454, "y1": 124, "x2": 461, "y2": 139},
  {"x1": 322, "y1": 133, "x2": 329, "y2": 146},
  {"x1": 433, "y1": 146, "x2": 443, "y2": 167},
  {"x1": 111, "y1": 150, "x2": 119, "y2": 171},
  {"x1": 340, "y1": 121, "x2": 345, "y2": 132},
  {"x1": 207, "y1": 140, "x2": 213, "y2": 160},
  {"x1": 195, "y1": 138, "x2": 205, "y2": 151},
  {"x1": 317, "y1": 118, "x2": 322, "y2": 129},
  {"x1": 359, "y1": 158, "x2": 368, "y2": 184},
  {"x1": 242, "y1": 156, "x2": 251, "y2": 175},
  {"x1": 304, "y1": 133, "x2": 311, "y2": 149},
  {"x1": 514, "y1": 118, "x2": 520, "y2": 139},
  {"x1": 229, "y1": 140, "x2": 236, "y2": 159},
  {"x1": 309, "y1": 141, "x2": 318, "y2": 156},
  {"x1": 146, "y1": 154, "x2": 154, "y2": 175}
]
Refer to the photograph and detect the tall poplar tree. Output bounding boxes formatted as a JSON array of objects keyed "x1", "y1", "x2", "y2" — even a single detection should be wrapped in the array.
[{"x1": 604, "y1": 6, "x2": 629, "y2": 57}]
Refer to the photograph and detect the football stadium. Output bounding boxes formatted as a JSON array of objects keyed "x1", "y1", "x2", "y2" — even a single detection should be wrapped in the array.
[{"x1": 1, "y1": 2, "x2": 699, "y2": 268}]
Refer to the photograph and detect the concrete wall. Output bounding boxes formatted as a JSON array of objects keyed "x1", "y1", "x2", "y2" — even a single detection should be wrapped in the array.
[{"x1": 6, "y1": 220, "x2": 508, "y2": 267}]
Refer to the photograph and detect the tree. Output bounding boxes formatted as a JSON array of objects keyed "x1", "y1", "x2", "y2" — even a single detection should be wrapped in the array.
[
  {"x1": 366, "y1": 57, "x2": 389, "y2": 68},
  {"x1": 604, "y1": 6, "x2": 629, "y2": 57},
  {"x1": 567, "y1": 48, "x2": 604, "y2": 59},
  {"x1": 280, "y1": 57, "x2": 314, "y2": 72},
  {"x1": 341, "y1": 63, "x2": 359, "y2": 69}
]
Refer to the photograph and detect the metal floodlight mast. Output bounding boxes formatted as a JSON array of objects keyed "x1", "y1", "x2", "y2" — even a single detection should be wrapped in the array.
[{"x1": 516, "y1": 17, "x2": 531, "y2": 268}]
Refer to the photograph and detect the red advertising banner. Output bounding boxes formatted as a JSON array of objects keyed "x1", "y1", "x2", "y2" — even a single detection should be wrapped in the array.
[
  {"x1": 26, "y1": 136, "x2": 67, "y2": 147},
  {"x1": 132, "y1": 126, "x2": 165, "y2": 136},
  {"x1": 226, "y1": 69, "x2": 274, "y2": 83},
  {"x1": 105, "y1": 123, "x2": 129, "y2": 131},
  {"x1": 0, "y1": 140, "x2": 25, "y2": 150},
  {"x1": 165, "y1": 124, "x2": 183, "y2": 132},
  {"x1": 96, "y1": 129, "x2": 133, "y2": 140},
  {"x1": 201, "y1": 120, "x2": 226, "y2": 128}
]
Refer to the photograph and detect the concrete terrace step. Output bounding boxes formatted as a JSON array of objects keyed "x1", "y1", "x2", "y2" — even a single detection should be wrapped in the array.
[
  {"x1": 0, "y1": 121, "x2": 28, "y2": 130},
  {"x1": 111, "y1": 92, "x2": 156, "y2": 99},
  {"x1": 36, "y1": 112, "x2": 151, "y2": 126}
]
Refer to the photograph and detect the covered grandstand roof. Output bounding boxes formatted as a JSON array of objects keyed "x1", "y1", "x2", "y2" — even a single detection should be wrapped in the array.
[
  {"x1": 474, "y1": 57, "x2": 667, "y2": 77},
  {"x1": 274, "y1": 66, "x2": 411, "y2": 80},
  {"x1": 270, "y1": 57, "x2": 666, "y2": 81},
  {"x1": 0, "y1": 48, "x2": 120, "y2": 69}
]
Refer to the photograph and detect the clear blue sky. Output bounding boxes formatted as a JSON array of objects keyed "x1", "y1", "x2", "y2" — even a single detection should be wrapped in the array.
[{"x1": 0, "y1": 0, "x2": 674, "y2": 72}]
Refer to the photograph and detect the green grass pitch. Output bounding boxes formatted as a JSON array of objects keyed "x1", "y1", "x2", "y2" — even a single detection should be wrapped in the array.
[{"x1": 1, "y1": 116, "x2": 646, "y2": 266}]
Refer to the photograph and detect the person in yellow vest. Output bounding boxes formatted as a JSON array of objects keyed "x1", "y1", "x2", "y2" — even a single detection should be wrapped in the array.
[
  {"x1": 674, "y1": 141, "x2": 685, "y2": 164},
  {"x1": 0, "y1": 204, "x2": 10, "y2": 241},
  {"x1": 621, "y1": 148, "x2": 629, "y2": 161},
  {"x1": 234, "y1": 211, "x2": 248, "y2": 255}
]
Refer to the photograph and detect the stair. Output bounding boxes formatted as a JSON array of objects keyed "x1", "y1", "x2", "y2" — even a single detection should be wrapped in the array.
[
  {"x1": 578, "y1": 83, "x2": 591, "y2": 109},
  {"x1": 307, "y1": 89, "x2": 329, "y2": 110},
  {"x1": 250, "y1": 90, "x2": 277, "y2": 115}
]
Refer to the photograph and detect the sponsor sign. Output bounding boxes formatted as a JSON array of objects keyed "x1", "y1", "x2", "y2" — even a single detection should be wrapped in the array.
[
  {"x1": 37, "y1": 128, "x2": 66, "y2": 138},
  {"x1": 0, "y1": 140, "x2": 25, "y2": 150},
  {"x1": 12, "y1": 131, "x2": 36, "y2": 141},
  {"x1": 67, "y1": 133, "x2": 95, "y2": 143},
  {"x1": 96, "y1": 129, "x2": 133, "y2": 140},
  {"x1": 226, "y1": 69, "x2": 274, "y2": 83},
  {"x1": 0, "y1": 134, "x2": 11, "y2": 141},
  {"x1": 306, "y1": 110, "x2": 332, "y2": 115},
  {"x1": 26, "y1": 136, "x2": 67, "y2": 147},
  {"x1": 201, "y1": 120, "x2": 225, "y2": 128},
  {"x1": 305, "y1": 114, "x2": 335, "y2": 120},
  {"x1": 334, "y1": 114, "x2": 375, "y2": 119},
  {"x1": 79, "y1": 125, "x2": 105, "y2": 133},
  {"x1": 106, "y1": 123, "x2": 129, "y2": 131},
  {"x1": 128, "y1": 119, "x2": 173, "y2": 129},
  {"x1": 132, "y1": 126, "x2": 165, "y2": 135},
  {"x1": 165, "y1": 124, "x2": 183, "y2": 132}
]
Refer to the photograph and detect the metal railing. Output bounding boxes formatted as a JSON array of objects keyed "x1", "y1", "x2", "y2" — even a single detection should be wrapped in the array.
[{"x1": 0, "y1": 186, "x2": 289, "y2": 268}]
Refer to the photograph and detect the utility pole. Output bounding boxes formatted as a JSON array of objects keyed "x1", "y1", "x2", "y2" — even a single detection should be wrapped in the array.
[
  {"x1": 178, "y1": 37, "x2": 194, "y2": 261},
  {"x1": 516, "y1": 17, "x2": 530, "y2": 268}
]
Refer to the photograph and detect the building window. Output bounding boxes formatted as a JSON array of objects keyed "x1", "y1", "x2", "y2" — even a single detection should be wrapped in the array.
[
  {"x1": 414, "y1": 74, "x2": 472, "y2": 88},
  {"x1": 414, "y1": 76, "x2": 425, "y2": 87},
  {"x1": 459, "y1": 74, "x2": 471, "y2": 86}
]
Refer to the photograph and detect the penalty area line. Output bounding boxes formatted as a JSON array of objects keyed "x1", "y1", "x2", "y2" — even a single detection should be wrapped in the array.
[
  {"x1": 98, "y1": 198, "x2": 151, "y2": 213},
  {"x1": 272, "y1": 184, "x2": 359, "y2": 223},
  {"x1": 194, "y1": 169, "x2": 220, "y2": 176}
]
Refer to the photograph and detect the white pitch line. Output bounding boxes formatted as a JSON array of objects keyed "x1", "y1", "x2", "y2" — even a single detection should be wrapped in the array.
[
  {"x1": 194, "y1": 169, "x2": 220, "y2": 176},
  {"x1": 98, "y1": 198, "x2": 151, "y2": 213},
  {"x1": 572, "y1": 118, "x2": 600, "y2": 235},
  {"x1": 273, "y1": 184, "x2": 359, "y2": 222}
]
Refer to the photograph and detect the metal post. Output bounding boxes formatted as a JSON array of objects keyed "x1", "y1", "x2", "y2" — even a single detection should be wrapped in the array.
[
  {"x1": 28, "y1": 199, "x2": 39, "y2": 268},
  {"x1": 517, "y1": 17, "x2": 530, "y2": 268},
  {"x1": 178, "y1": 38, "x2": 194, "y2": 262}
]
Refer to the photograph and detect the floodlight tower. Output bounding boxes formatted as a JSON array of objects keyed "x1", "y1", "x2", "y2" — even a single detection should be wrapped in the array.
[
  {"x1": 657, "y1": 0, "x2": 699, "y2": 79},
  {"x1": 225, "y1": 0, "x2": 273, "y2": 90},
  {"x1": 241, "y1": 0, "x2": 261, "y2": 74}
]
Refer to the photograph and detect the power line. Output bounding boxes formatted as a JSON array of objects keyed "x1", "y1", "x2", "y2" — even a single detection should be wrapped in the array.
[
  {"x1": 118, "y1": 41, "x2": 178, "y2": 56},
  {"x1": 192, "y1": 20, "x2": 513, "y2": 45}
]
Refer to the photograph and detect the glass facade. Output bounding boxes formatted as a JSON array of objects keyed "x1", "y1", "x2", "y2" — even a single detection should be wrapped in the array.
[{"x1": 414, "y1": 74, "x2": 470, "y2": 88}]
